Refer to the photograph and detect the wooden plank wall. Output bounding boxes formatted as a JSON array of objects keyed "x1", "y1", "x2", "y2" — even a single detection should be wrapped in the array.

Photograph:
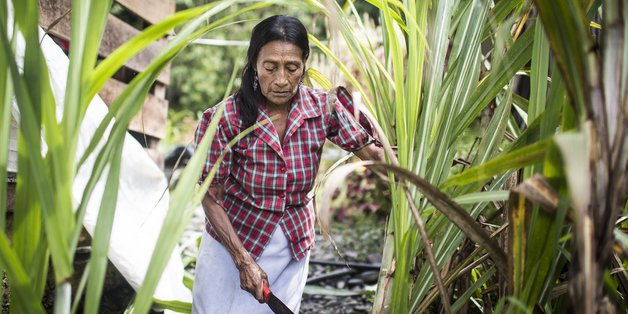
[{"x1": 38, "y1": 0, "x2": 175, "y2": 167}]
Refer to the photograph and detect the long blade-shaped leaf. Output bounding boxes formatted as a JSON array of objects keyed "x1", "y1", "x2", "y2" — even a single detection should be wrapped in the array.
[
  {"x1": 0, "y1": 233, "x2": 44, "y2": 313},
  {"x1": 84, "y1": 144, "x2": 123, "y2": 314},
  {"x1": 532, "y1": 0, "x2": 592, "y2": 118},
  {"x1": 65, "y1": 0, "x2": 113, "y2": 140},
  {"x1": 452, "y1": 25, "x2": 534, "y2": 141},
  {"x1": 443, "y1": 140, "x2": 548, "y2": 188},
  {"x1": 451, "y1": 267, "x2": 496, "y2": 313},
  {"x1": 528, "y1": 20, "x2": 550, "y2": 124},
  {"x1": 1, "y1": 2, "x2": 73, "y2": 282},
  {"x1": 0, "y1": 0, "x2": 11, "y2": 231},
  {"x1": 367, "y1": 162, "x2": 508, "y2": 274}
]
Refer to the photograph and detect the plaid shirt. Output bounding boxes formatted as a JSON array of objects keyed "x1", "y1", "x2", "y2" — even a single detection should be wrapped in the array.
[{"x1": 194, "y1": 85, "x2": 376, "y2": 261}]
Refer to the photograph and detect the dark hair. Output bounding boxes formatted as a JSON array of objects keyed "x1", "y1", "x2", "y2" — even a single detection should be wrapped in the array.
[{"x1": 238, "y1": 15, "x2": 310, "y2": 128}]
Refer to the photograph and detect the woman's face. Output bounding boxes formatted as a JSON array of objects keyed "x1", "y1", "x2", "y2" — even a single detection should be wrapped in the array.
[{"x1": 255, "y1": 40, "x2": 305, "y2": 108}]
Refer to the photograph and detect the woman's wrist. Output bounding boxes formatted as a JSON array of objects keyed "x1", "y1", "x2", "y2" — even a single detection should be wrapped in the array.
[{"x1": 233, "y1": 249, "x2": 254, "y2": 270}]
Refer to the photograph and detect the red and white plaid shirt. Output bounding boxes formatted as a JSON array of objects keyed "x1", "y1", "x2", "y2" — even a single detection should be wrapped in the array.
[{"x1": 194, "y1": 85, "x2": 377, "y2": 261}]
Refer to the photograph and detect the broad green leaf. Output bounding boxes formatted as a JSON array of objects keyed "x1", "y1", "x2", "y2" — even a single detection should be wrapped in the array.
[
  {"x1": 533, "y1": 0, "x2": 592, "y2": 118},
  {"x1": 473, "y1": 87, "x2": 512, "y2": 166},
  {"x1": 130, "y1": 100, "x2": 223, "y2": 313},
  {"x1": 306, "y1": 67, "x2": 332, "y2": 91},
  {"x1": 454, "y1": 191, "x2": 510, "y2": 204},
  {"x1": 553, "y1": 133, "x2": 590, "y2": 214},
  {"x1": 443, "y1": 140, "x2": 548, "y2": 188},
  {"x1": 0, "y1": 233, "x2": 44, "y2": 313},
  {"x1": 452, "y1": 25, "x2": 534, "y2": 141},
  {"x1": 528, "y1": 19, "x2": 550, "y2": 123},
  {"x1": 65, "y1": 0, "x2": 114, "y2": 151},
  {"x1": 84, "y1": 144, "x2": 123, "y2": 314},
  {"x1": 0, "y1": 2, "x2": 73, "y2": 283},
  {"x1": 152, "y1": 299, "x2": 193, "y2": 313}
]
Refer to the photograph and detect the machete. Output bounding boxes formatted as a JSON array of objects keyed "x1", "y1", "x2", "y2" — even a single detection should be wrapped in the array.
[{"x1": 262, "y1": 283, "x2": 294, "y2": 314}]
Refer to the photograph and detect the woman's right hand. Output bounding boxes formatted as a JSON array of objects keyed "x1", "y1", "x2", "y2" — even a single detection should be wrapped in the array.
[{"x1": 237, "y1": 258, "x2": 269, "y2": 302}]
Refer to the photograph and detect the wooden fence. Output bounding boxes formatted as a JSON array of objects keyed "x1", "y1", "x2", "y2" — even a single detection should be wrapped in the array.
[
  {"x1": 39, "y1": 0, "x2": 175, "y2": 166},
  {"x1": 5, "y1": 0, "x2": 175, "y2": 212}
]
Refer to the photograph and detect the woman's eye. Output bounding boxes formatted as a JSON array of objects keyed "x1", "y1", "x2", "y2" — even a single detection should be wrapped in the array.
[
  {"x1": 264, "y1": 67, "x2": 275, "y2": 72},
  {"x1": 287, "y1": 67, "x2": 298, "y2": 73}
]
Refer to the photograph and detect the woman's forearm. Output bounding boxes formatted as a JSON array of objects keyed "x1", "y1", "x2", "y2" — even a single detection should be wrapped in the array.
[
  {"x1": 201, "y1": 186, "x2": 268, "y2": 300},
  {"x1": 201, "y1": 187, "x2": 253, "y2": 269}
]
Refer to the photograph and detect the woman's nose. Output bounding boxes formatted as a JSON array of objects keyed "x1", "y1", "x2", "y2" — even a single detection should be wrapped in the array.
[{"x1": 274, "y1": 70, "x2": 289, "y2": 86}]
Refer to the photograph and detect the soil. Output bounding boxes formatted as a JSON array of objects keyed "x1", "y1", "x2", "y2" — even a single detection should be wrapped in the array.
[{"x1": 300, "y1": 218, "x2": 385, "y2": 314}]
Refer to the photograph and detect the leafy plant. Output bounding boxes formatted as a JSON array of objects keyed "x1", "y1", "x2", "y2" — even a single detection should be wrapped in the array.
[{"x1": 308, "y1": 0, "x2": 627, "y2": 313}]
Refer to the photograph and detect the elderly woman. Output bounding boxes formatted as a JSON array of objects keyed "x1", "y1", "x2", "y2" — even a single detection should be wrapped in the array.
[{"x1": 192, "y1": 15, "x2": 383, "y2": 313}]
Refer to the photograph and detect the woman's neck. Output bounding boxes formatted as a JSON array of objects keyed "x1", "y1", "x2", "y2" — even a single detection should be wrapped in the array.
[{"x1": 264, "y1": 102, "x2": 290, "y2": 115}]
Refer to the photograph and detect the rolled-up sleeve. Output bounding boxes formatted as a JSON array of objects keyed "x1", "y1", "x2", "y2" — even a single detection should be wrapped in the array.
[
  {"x1": 326, "y1": 87, "x2": 378, "y2": 151},
  {"x1": 193, "y1": 106, "x2": 233, "y2": 186}
]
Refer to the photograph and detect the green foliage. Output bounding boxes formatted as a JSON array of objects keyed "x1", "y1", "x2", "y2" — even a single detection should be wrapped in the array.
[
  {"x1": 310, "y1": 0, "x2": 627, "y2": 313},
  {"x1": 169, "y1": 44, "x2": 241, "y2": 113}
]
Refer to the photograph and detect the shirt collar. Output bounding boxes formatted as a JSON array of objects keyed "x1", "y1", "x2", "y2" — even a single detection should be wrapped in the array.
[{"x1": 256, "y1": 85, "x2": 322, "y2": 122}]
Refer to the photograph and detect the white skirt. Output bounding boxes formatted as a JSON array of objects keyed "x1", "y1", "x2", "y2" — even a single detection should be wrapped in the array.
[{"x1": 192, "y1": 227, "x2": 310, "y2": 313}]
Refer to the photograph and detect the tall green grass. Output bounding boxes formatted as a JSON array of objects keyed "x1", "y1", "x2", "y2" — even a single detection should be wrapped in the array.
[{"x1": 308, "y1": 0, "x2": 627, "y2": 312}]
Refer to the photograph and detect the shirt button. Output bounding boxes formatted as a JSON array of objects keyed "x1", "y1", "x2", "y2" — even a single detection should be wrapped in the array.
[
  {"x1": 279, "y1": 193, "x2": 285, "y2": 198},
  {"x1": 280, "y1": 166, "x2": 287, "y2": 172}
]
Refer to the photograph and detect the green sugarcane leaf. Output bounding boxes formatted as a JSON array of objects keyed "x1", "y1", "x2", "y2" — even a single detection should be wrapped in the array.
[
  {"x1": 65, "y1": 0, "x2": 113, "y2": 144},
  {"x1": 426, "y1": 0, "x2": 487, "y2": 187},
  {"x1": 129, "y1": 2, "x2": 271, "y2": 304},
  {"x1": 454, "y1": 191, "x2": 510, "y2": 204},
  {"x1": 523, "y1": 19, "x2": 551, "y2": 180},
  {"x1": 84, "y1": 143, "x2": 123, "y2": 314},
  {"x1": 528, "y1": 19, "x2": 550, "y2": 123},
  {"x1": 0, "y1": 1, "x2": 11, "y2": 231},
  {"x1": 451, "y1": 267, "x2": 496, "y2": 313},
  {"x1": 443, "y1": 140, "x2": 549, "y2": 188},
  {"x1": 533, "y1": 0, "x2": 592, "y2": 118},
  {"x1": 473, "y1": 87, "x2": 513, "y2": 166},
  {"x1": 452, "y1": 25, "x2": 534, "y2": 141},
  {"x1": 416, "y1": 0, "x2": 452, "y2": 177},
  {"x1": 130, "y1": 101, "x2": 222, "y2": 313},
  {"x1": 306, "y1": 68, "x2": 332, "y2": 91},
  {"x1": 152, "y1": 299, "x2": 193, "y2": 313},
  {"x1": 0, "y1": 233, "x2": 44, "y2": 313},
  {"x1": 0, "y1": 3, "x2": 74, "y2": 282}
]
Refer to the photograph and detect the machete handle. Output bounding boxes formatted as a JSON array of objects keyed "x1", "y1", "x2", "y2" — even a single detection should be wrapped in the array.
[{"x1": 262, "y1": 283, "x2": 271, "y2": 303}]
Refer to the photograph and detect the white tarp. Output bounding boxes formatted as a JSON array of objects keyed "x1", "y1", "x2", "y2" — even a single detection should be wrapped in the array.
[{"x1": 7, "y1": 2, "x2": 192, "y2": 306}]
